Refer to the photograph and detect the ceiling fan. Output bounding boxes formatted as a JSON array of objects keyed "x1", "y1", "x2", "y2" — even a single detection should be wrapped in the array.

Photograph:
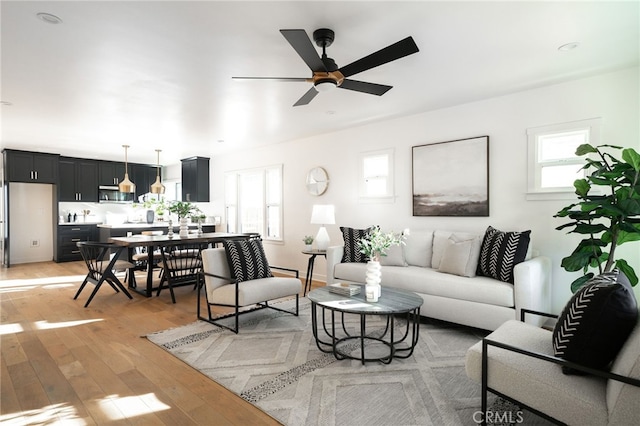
[{"x1": 232, "y1": 28, "x2": 419, "y2": 106}]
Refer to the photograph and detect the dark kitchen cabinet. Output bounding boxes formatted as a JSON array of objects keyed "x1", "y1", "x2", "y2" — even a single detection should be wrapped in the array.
[
  {"x1": 132, "y1": 163, "x2": 160, "y2": 199},
  {"x1": 181, "y1": 156, "x2": 209, "y2": 202},
  {"x1": 59, "y1": 157, "x2": 98, "y2": 202},
  {"x1": 55, "y1": 224, "x2": 97, "y2": 262},
  {"x1": 3, "y1": 149, "x2": 59, "y2": 183},
  {"x1": 98, "y1": 161, "x2": 126, "y2": 186}
]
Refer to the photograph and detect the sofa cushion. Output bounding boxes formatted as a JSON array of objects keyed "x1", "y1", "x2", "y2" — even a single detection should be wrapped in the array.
[
  {"x1": 552, "y1": 270, "x2": 638, "y2": 374},
  {"x1": 223, "y1": 237, "x2": 273, "y2": 283},
  {"x1": 340, "y1": 226, "x2": 371, "y2": 263},
  {"x1": 438, "y1": 234, "x2": 482, "y2": 278},
  {"x1": 607, "y1": 316, "x2": 640, "y2": 425},
  {"x1": 403, "y1": 230, "x2": 433, "y2": 267},
  {"x1": 476, "y1": 226, "x2": 530, "y2": 283},
  {"x1": 380, "y1": 244, "x2": 407, "y2": 266},
  {"x1": 432, "y1": 230, "x2": 479, "y2": 269},
  {"x1": 465, "y1": 320, "x2": 609, "y2": 425},
  {"x1": 333, "y1": 263, "x2": 514, "y2": 308}
]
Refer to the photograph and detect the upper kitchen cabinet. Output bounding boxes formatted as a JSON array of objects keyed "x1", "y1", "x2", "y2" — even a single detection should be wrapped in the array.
[
  {"x1": 132, "y1": 163, "x2": 159, "y2": 199},
  {"x1": 3, "y1": 149, "x2": 59, "y2": 183},
  {"x1": 181, "y1": 156, "x2": 209, "y2": 202},
  {"x1": 98, "y1": 161, "x2": 125, "y2": 186},
  {"x1": 59, "y1": 157, "x2": 98, "y2": 202}
]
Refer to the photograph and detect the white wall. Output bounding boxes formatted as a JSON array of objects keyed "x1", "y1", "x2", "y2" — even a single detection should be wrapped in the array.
[{"x1": 210, "y1": 67, "x2": 640, "y2": 313}]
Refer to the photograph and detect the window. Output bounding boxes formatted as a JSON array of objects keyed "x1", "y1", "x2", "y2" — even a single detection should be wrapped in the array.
[
  {"x1": 527, "y1": 118, "x2": 601, "y2": 200},
  {"x1": 225, "y1": 165, "x2": 283, "y2": 241},
  {"x1": 359, "y1": 149, "x2": 394, "y2": 201}
]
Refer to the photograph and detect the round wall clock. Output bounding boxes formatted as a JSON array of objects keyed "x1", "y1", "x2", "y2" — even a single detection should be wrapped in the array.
[{"x1": 306, "y1": 167, "x2": 329, "y2": 196}]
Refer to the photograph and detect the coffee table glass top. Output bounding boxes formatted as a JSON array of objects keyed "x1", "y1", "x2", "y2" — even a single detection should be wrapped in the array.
[{"x1": 307, "y1": 285, "x2": 423, "y2": 314}]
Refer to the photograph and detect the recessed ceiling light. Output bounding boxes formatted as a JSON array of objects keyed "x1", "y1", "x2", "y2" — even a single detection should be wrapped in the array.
[
  {"x1": 36, "y1": 12, "x2": 63, "y2": 24},
  {"x1": 558, "y1": 42, "x2": 580, "y2": 52},
  {"x1": 217, "y1": 139, "x2": 225, "y2": 143},
  {"x1": 326, "y1": 110, "x2": 336, "y2": 115},
  {"x1": 0, "y1": 101, "x2": 13, "y2": 106}
]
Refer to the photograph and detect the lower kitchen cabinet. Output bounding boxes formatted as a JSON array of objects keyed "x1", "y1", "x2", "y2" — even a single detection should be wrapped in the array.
[{"x1": 55, "y1": 224, "x2": 97, "y2": 262}]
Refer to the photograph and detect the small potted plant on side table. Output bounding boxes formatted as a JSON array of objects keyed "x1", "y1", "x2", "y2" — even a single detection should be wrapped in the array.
[{"x1": 303, "y1": 235, "x2": 314, "y2": 251}]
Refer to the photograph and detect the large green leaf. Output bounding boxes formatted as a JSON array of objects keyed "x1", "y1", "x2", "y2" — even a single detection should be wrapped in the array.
[
  {"x1": 616, "y1": 259, "x2": 638, "y2": 286},
  {"x1": 622, "y1": 148, "x2": 640, "y2": 171},
  {"x1": 574, "y1": 179, "x2": 590, "y2": 198},
  {"x1": 576, "y1": 144, "x2": 597, "y2": 156},
  {"x1": 572, "y1": 223, "x2": 608, "y2": 234},
  {"x1": 561, "y1": 251, "x2": 595, "y2": 272},
  {"x1": 571, "y1": 273, "x2": 594, "y2": 293}
]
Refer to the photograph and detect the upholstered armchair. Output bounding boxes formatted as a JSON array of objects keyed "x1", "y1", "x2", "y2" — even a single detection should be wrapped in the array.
[{"x1": 198, "y1": 237, "x2": 302, "y2": 333}]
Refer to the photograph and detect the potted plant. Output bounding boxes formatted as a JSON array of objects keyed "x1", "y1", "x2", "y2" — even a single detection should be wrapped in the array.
[
  {"x1": 169, "y1": 201, "x2": 200, "y2": 237},
  {"x1": 303, "y1": 235, "x2": 314, "y2": 251},
  {"x1": 554, "y1": 143, "x2": 640, "y2": 292},
  {"x1": 357, "y1": 226, "x2": 405, "y2": 301}
]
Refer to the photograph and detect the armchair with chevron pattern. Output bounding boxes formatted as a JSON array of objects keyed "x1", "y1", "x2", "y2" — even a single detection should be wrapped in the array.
[
  {"x1": 197, "y1": 236, "x2": 302, "y2": 333},
  {"x1": 465, "y1": 270, "x2": 639, "y2": 425}
]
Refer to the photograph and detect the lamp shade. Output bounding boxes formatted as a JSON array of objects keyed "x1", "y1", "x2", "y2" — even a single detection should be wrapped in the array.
[
  {"x1": 310, "y1": 204, "x2": 335, "y2": 225},
  {"x1": 118, "y1": 145, "x2": 136, "y2": 193}
]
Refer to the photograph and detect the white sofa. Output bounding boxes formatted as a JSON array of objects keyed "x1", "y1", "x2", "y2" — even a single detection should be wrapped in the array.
[{"x1": 326, "y1": 229, "x2": 551, "y2": 331}]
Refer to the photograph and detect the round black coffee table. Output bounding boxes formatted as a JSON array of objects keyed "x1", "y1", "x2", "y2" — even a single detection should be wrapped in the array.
[{"x1": 307, "y1": 285, "x2": 423, "y2": 364}]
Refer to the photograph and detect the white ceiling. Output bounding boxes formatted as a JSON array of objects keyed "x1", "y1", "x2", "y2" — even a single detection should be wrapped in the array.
[{"x1": 1, "y1": 1, "x2": 638, "y2": 165}]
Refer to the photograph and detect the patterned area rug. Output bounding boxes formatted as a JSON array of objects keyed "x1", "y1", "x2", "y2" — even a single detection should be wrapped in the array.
[{"x1": 146, "y1": 298, "x2": 544, "y2": 426}]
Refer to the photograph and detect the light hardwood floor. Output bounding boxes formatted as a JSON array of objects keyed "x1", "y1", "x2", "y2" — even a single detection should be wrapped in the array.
[{"x1": 1, "y1": 260, "x2": 314, "y2": 425}]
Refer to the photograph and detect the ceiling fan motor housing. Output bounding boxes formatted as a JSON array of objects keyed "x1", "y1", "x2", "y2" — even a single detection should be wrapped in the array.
[{"x1": 313, "y1": 28, "x2": 335, "y2": 48}]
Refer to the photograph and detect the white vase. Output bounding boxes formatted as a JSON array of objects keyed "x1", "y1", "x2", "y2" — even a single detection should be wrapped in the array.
[
  {"x1": 365, "y1": 260, "x2": 382, "y2": 302},
  {"x1": 179, "y1": 217, "x2": 189, "y2": 237}
]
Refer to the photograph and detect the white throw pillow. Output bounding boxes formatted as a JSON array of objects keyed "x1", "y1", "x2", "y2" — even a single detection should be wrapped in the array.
[
  {"x1": 437, "y1": 234, "x2": 482, "y2": 277},
  {"x1": 403, "y1": 230, "x2": 434, "y2": 267},
  {"x1": 432, "y1": 230, "x2": 478, "y2": 269},
  {"x1": 380, "y1": 244, "x2": 407, "y2": 266}
]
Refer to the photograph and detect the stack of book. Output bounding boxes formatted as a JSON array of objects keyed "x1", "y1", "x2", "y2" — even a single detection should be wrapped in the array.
[{"x1": 328, "y1": 283, "x2": 361, "y2": 296}]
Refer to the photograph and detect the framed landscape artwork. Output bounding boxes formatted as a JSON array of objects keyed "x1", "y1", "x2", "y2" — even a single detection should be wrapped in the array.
[{"x1": 412, "y1": 136, "x2": 489, "y2": 216}]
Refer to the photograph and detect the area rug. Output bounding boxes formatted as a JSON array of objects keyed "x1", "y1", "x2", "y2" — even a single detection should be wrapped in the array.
[{"x1": 146, "y1": 298, "x2": 545, "y2": 426}]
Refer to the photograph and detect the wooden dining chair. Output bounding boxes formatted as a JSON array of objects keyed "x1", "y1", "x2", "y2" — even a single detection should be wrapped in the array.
[
  {"x1": 156, "y1": 242, "x2": 206, "y2": 303},
  {"x1": 74, "y1": 241, "x2": 134, "y2": 307}
]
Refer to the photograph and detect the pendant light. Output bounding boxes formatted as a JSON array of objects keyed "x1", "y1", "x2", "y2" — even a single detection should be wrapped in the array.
[
  {"x1": 150, "y1": 149, "x2": 165, "y2": 194},
  {"x1": 118, "y1": 144, "x2": 136, "y2": 193}
]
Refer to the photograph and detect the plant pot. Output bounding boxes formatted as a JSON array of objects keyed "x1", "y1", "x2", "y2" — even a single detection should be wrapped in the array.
[
  {"x1": 305, "y1": 244, "x2": 313, "y2": 251},
  {"x1": 179, "y1": 217, "x2": 189, "y2": 237}
]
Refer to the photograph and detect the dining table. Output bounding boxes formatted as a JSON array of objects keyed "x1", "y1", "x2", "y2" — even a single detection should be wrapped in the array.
[{"x1": 109, "y1": 232, "x2": 258, "y2": 297}]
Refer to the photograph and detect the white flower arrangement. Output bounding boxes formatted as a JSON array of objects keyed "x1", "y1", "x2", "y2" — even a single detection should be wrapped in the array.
[{"x1": 357, "y1": 226, "x2": 406, "y2": 262}]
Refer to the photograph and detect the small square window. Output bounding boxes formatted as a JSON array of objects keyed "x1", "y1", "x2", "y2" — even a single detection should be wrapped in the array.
[{"x1": 527, "y1": 118, "x2": 601, "y2": 200}]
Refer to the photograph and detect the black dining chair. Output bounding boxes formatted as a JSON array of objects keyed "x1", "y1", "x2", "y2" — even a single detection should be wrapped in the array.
[
  {"x1": 156, "y1": 242, "x2": 206, "y2": 303},
  {"x1": 74, "y1": 241, "x2": 134, "y2": 307}
]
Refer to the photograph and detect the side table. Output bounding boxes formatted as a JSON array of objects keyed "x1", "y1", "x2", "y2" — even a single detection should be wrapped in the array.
[{"x1": 302, "y1": 249, "x2": 326, "y2": 296}]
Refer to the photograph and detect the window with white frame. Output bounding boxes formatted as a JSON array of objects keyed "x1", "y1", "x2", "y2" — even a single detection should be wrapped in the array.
[
  {"x1": 224, "y1": 165, "x2": 283, "y2": 241},
  {"x1": 359, "y1": 149, "x2": 394, "y2": 201},
  {"x1": 527, "y1": 118, "x2": 601, "y2": 200}
]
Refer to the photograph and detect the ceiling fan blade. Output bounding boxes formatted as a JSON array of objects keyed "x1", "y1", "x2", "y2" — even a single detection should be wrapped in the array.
[
  {"x1": 232, "y1": 77, "x2": 310, "y2": 82},
  {"x1": 280, "y1": 29, "x2": 327, "y2": 73},
  {"x1": 339, "y1": 79, "x2": 392, "y2": 96},
  {"x1": 338, "y1": 36, "x2": 419, "y2": 78},
  {"x1": 293, "y1": 87, "x2": 319, "y2": 107}
]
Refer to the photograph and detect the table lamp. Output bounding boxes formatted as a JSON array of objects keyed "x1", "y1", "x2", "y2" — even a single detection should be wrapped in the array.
[{"x1": 310, "y1": 204, "x2": 335, "y2": 251}]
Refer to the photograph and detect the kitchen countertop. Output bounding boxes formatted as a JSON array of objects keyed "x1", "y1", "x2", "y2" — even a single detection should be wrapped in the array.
[
  {"x1": 97, "y1": 222, "x2": 214, "y2": 229},
  {"x1": 59, "y1": 221, "x2": 103, "y2": 226}
]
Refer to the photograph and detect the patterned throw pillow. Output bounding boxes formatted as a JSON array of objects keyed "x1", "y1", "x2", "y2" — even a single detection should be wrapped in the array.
[
  {"x1": 340, "y1": 226, "x2": 372, "y2": 263},
  {"x1": 476, "y1": 226, "x2": 530, "y2": 283},
  {"x1": 552, "y1": 270, "x2": 638, "y2": 374},
  {"x1": 223, "y1": 237, "x2": 273, "y2": 283}
]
